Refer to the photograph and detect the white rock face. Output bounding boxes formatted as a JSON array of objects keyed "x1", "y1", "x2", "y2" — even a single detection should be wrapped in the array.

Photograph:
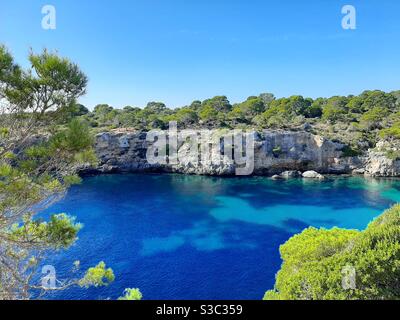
[
  {"x1": 365, "y1": 153, "x2": 400, "y2": 176},
  {"x1": 87, "y1": 129, "x2": 350, "y2": 176},
  {"x1": 302, "y1": 170, "x2": 325, "y2": 179},
  {"x1": 352, "y1": 168, "x2": 366, "y2": 175},
  {"x1": 28, "y1": 129, "x2": 400, "y2": 178},
  {"x1": 364, "y1": 141, "x2": 400, "y2": 177},
  {"x1": 280, "y1": 171, "x2": 302, "y2": 178}
]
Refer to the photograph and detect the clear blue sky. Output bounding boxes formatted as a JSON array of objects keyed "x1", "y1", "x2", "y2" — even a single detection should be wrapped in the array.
[{"x1": 1, "y1": 0, "x2": 399, "y2": 109}]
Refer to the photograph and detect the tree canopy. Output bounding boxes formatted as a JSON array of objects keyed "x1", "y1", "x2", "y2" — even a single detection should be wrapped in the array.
[
  {"x1": 76, "y1": 89, "x2": 400, "y2": 158},
  {"x1": 264, "y1": 204, "x2": 400, "y2": 300},
  {"x1": 0, "y1": 45, "x2": 132, "y2": 299}
]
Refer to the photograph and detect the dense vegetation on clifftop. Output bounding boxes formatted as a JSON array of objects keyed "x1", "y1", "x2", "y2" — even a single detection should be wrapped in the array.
[{"x1": 71, "y1": 90, "x2": 400, "y2": 157}]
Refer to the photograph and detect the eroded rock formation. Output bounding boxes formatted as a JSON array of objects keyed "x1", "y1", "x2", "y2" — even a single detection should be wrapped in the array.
[
  {"x1": 76, "y1": 129, "x2": 400, "y2": 177},
  {"x1": 88, "y1": 129, "x2": 363, "y2": 176}
]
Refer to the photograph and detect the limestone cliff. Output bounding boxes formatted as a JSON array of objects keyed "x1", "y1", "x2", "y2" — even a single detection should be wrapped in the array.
[
  {"x1": 88, "y1": 129, "x2": 366, "y2": 176},
  {"x1": 364, "y1": 141, "x2": 400, "y2": 177}
]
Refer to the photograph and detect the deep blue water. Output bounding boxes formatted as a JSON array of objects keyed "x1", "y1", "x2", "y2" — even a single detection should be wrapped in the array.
[{"x1": 40, "y1": 174, "x2": 400, "y2": 300}]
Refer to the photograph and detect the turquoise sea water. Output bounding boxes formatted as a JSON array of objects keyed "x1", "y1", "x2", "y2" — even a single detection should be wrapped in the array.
[{"x1": 40, "y1": 174, "x2": 400, "y2": 300}]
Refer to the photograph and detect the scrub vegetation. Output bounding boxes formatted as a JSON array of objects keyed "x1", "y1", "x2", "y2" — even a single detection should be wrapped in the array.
[
  {"x1": 265, "y1": 205, "x2": 400, "y2": 300},
  {"x1": 0, "y1": 45, "x2": 137, "y2": 299},
  {"x1": 72, "y1": 90, "x2": 400, "y2": 155}
]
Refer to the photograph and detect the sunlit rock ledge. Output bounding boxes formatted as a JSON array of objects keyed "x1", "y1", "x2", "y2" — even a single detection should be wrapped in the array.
[{"x1": 77, "y1": 129, "x2": 400, "y2": 177}]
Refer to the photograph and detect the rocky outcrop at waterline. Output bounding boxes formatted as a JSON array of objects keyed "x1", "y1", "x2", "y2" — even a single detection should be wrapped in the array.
[
  {"x1": 83, "y1": 129, "x2": 343, "y2": 175},
  {"x1": 364, "y1": 141, "x2": 400, "y2": 177},
  {"x1": 78, "y1": 129, "x2": 400, "y2": 177}
]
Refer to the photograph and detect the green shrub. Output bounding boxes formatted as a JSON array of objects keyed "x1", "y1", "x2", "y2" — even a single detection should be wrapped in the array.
[
  {"x1": 199, "y1": 104, "x2": 219, "y2": 121},
  {"x1": 264, "y1": 204, "x2": 400, "y2": 300},
  {"x1": 272, "y1": 146, "x2": 282, "y2": 157},
  {"x1": 118, "y1": 288, "x2": 143, "y2": 300},
  {"x1": 380, "y1": 122, "x2": 400, "y2": 139},
  {"x1": 360, "y1": 106, "x2": 390, "y2": 129},
  {"x1": 384, "y1": 150, "x2": 400, "y2": 161}
]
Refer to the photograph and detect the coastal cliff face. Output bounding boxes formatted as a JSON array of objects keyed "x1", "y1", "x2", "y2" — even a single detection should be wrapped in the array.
[
  {"x1": 89, "y1": 129, "x2": 369, "y2": 176},
  {"x1": 84, "y1": 129, "x2": 400, "y2": 177},
  {"x1": 364, "y1": 141, "x2": 400, "y2": 177},
  {"x1": 86, "y1": 129, "x2": 400, "y2": 177}
]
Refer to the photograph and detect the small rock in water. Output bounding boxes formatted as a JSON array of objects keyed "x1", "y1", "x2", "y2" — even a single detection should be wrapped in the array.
[
  {"x1": 271, "y1": 174, "x2": 284, "y2": 180},
  {"x1": 302, "y1": 170, "x2": 325, "y2": 179},
  {"x1": 281, "y1": 170, "x2": 302, "y2": 179},
  {"x1": 352, "y1": 168, "x2": 365, "y2": 175}
]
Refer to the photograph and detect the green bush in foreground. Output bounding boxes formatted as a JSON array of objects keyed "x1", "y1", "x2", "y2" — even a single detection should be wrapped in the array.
[
  {"x1": 118, "y1": 288, "x2": 143, "y2": 300},
  {"x1": 264, "y1": 204, "x2": 400, "y2": 300},
  {"x1": 1, "y1": 44, "x2": 142, "y2": 299}
]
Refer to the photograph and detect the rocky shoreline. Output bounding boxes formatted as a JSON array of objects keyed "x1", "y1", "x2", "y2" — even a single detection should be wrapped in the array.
[{"x1": 79, "y1": 129, "x2": 400, "y2": 178}]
